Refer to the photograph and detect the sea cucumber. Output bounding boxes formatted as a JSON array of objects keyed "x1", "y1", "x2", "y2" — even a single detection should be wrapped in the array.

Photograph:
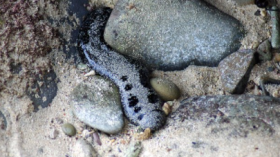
[{"x1": 77, "y1": 8, "x2": 166, "y2": 130}]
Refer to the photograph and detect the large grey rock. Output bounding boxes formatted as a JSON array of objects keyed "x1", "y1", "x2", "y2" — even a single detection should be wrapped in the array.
[
  {"x1": 70, "y1": 76, "x2": 124, "y2": 134},
  {"x1": 171, "y1": 95, "x2": 280, "y2": 137},
  {"x1": 104, "y1": 0, "x2": 244, "y2": 70},
  {"x1": 218, "y1": 50, "x2": 256, "y2": 94}
]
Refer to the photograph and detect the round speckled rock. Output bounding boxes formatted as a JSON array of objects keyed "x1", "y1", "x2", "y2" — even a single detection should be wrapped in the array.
[
  {"x1": 70, "y1": 76, "x2": 124, "y2": 134},
  {"x1": 150, "y1": 78, "x2": 180, "y2": 101},
  {"x1": 62, "y1": 123, "x2": 76, "y2": 136}
]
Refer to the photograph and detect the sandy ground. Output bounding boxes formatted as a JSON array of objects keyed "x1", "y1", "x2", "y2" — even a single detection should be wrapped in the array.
[{"x1": 1, "y1": 0, "x2": 280, "y2": 156}]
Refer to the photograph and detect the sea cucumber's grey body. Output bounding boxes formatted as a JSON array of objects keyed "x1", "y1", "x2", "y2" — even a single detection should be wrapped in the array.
[{"x1": 78, "y1": 8, "x2": 166, "y2": 130}]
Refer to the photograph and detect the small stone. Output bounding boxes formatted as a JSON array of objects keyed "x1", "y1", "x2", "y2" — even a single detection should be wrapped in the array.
[
  {"x1": 49, "y1": 128, "x2": 59, "y2": 139},
  {"x1": 62, "y1": 123, "x2": 77, "y2": 136},
  {"x1": 55, "y1": 117, "x2": 64, "y2": 124},
  {"x1": 72, "y1": 139, "x2": 97, "y2": 157},
  {"x1": 267, "y1": 66, "x2": 274, "y2": 72},
  {"x1": 272, "y1": 89, "x2": 280, "y2": 98},
  {"x1": 270, "y1": 6, "x2": 280, "y2": 49},
  {"x1": 92, "y1": 131, "x2": 102, "y2": 146},
  {"x1": 218, "y1": 50, "x2": 256, "y2": 94},
  {"x1": 125, "y1": 141, "x2": 142, "y2": 157},
  {"x1": 257, "y1": 39, "x2": 272, "y2": 61},
  {"x1": 274, "y1": 53, "x2": 280, "y2": 62},
  {"x1": 84, "y1": 70, "x2": 96, "y2": 77},
  {"x1": 162, "y1": 102, "x2": 172, "y2": 115},
  {"x1": 70, "y1": 76, "x2": 124, "y2": 134},
  {"x1": 150, "y1": 78, "x2": 180, "y2": 101},
  {"x1": 254, "y1": 10, "x2": 261, "y2": 16},
  {"x1": 0, "y1": 111, "x2": 7, "y2": 130},
  {"x1": 261, "y1": 9, "x2": 267, "y2": 17},
  {"x1": 133, "y1": 128, "x2": 151, "y2": 141},
  {"x1": 81, "y1": 129, "x2": 92, "y2": 139},
  {"x1": 77, "y1": 63, "x2": 88, "y2": 70}
]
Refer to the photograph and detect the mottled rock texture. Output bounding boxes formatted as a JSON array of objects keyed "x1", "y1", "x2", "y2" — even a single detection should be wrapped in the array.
[
  {"x1": 104, "y1": 0, "x2": 244, "y2": 70},
  {"x1": 218, "y1": 50, "x2": 256, "y2": 94},
  {"x1": 70, "y1": 76, "x2": 124, "y2": 134},
  {"x1": 171, "y1": 95, "x2": 280, "y2": 137}
]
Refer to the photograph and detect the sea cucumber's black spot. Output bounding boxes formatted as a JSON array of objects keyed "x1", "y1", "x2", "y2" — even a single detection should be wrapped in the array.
[
  {"x1": 120, "y1": 76, "x2": 128, "y2": 82},
  {"x1": 134, "y1": 107, "x2": 141, "y2": 113},
  {"x1": 148, "y1": 93, "x2": 158, "y2": 103},
  {"x1": 138, "y1": 114, "x2": 144, "y2": 120},
  {"x1": 125, "y1": 84, "x2": 132, "y2": 91},
  {"x1": 128, "y1": 95, "x2": 138, "y2": 107}
]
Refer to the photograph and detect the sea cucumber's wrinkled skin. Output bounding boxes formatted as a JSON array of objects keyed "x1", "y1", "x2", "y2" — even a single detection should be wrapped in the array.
[{"x1": 78, "y1": 8, "x2": 166, "y2": 130}]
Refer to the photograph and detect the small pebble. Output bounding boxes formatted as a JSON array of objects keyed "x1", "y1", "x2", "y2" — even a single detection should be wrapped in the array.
[
  {"x1": 254, "y1": 10, "x2": 261, "y2": 16},
  {"x1": 55, "y1": 117, "x2": 64, "y2": 124},
  {"x1": 270, "y1": 6, "x2": 280, "y2": 49},
  {"x1": 272, "y1": 89, "x2": 280, "y2": 97},
  {"x1": 62, "y1": 123, "x2": 77, "y2": 136},
  {"x1": 72, "y1": 139, "x2": 97, "y2": 157},
  {"x1": 92, "y1": 132, "x2": 102, "y2": 146},
  {"x1": 162, "y1": 102, "x2": 172, "y2": 115},
  {"x1": 125, "y1": 141, "x2": 142, "y2": 157},
  {"x1": 274, "y1": 53, "x2": 280, "y2": 62},
  {"x1": 260, "y1": 10, "x2": 267, "y2": 17},
  {"x1": 267, "y1": 67, "x2": 274, "y2": 72},
  {"x1": 84, "y1": 70, "x2": 96, "y2": 77},
  {"x1": 134, "y1": 128, "x2": 151, "y2": 141},
  {"x1": 0, "y1": 111, "x2": 7, "y2": 130},
  {"x1": 77, "y1": 63, "x2": 88, "y2": 70},
  {"x1": 49, "y1": 128, "x2": 59, "y2": 139},
  {"x1": 257, "y1": 39, "x2": 272, "y2": 61},
  {"x1": 150, "y1": 78, "x2": 180, "y2": 101}
]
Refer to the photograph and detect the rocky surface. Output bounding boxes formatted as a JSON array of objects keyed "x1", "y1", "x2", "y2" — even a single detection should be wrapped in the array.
[
  {"x1": 104, "y1": 0, "x2": 244, "y2": 70},
  {"x1": 219, "y1": 50, "x2": 256, "y2": 94},
  {"x1": 170, "y1": 95, "x2": 280, "y2": 137},
  {"x1": 70, "y1": 76, "x2": 124, "y2": 134}
]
